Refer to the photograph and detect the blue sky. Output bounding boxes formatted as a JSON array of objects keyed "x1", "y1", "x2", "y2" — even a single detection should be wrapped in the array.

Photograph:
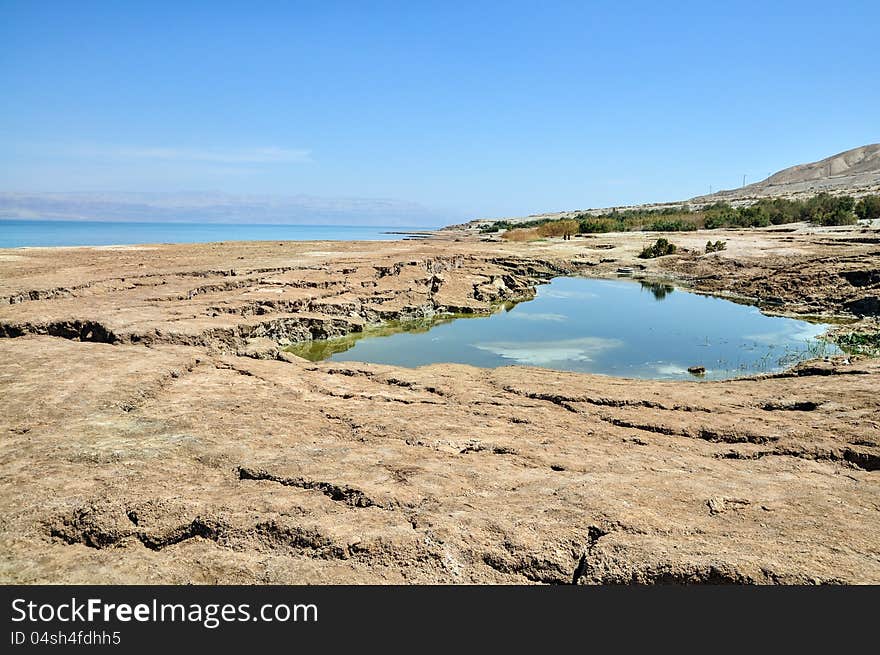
[{"x1": 1, "y1": 0, "x2": 878, "y2": 221}]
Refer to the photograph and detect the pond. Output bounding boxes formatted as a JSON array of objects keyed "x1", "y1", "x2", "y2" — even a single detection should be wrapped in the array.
[{"x1": 286, "y1": 277, "x2": 842, "y2": 380}]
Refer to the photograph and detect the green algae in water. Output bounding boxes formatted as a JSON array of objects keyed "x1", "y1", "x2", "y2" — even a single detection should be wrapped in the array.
[
  {"x1": 286, "y1": 311, "x2": 490, "y2": 362},
  {"x1": 286, "y1": 277, "x2": 843, "y2": 380}
]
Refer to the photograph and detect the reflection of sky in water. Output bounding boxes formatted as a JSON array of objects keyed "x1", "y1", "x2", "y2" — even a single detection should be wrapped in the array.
[
  {"x1": 743, "y1": 324, "x2": 828, "y2": 345},
  {"x1": 541, "y1": 289, "x2": 599, "y2": 300},
  {"x1": 506, "y1": 312, "x2": 568, "y2": 322},
  {"x1": 321, "y1": 277, "x2": 841, "y2": 380},
  {"x1": 473, "y1": 336, "x2": 622, "y2": 365}
]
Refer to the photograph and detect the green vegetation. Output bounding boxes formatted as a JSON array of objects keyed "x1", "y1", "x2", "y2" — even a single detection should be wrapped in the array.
[
  {"x1": 490, "y1": 192, "x2": 879, "y2": 240},
  {"x1": 577, "y1": 206, "x2": 696, "y2": 233},
  {"x1": 855, "y1": 195, "x2": 880, "y2": 221},
  {"x1": 638, "y1": 238, "x2": 677, "y2": 259},
  {"x1": 577, "y1": 217, "x2": 625, "y2": 233},
  {"x1": 801, "y1": 193, "x2": 857, "y2": 226},
  {"x1": 648, "y1": 218, "x2": 698, "y2": 232},
  {"x1": 705, "y1": 240, "x2": 727, "y2": 253},
  {"x1": 480, "y1": 217, "x2": 557, "y2": 233},
  {"x1": 832, "y1": 331, "x2": 880, "y2": 357},
  {"x1": 285, "y1": 314, "x2": 462, "y2": 361},
  {"x1": 284, "y1": 305, "x2": 521, "y2": 360},
  {"x1": 479, "y1": 220, "x2": 518, "y2": 233}
]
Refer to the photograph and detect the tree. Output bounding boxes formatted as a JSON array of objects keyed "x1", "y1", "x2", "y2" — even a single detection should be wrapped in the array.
[
  {"x1": 537, "y1": 219, "x2": 579, "y2": 239},
  {"x1": 801, "y1": 193, "x2": 856, "y2": 226},
  {"x1": 855, "y1": 195, "x2": 880, "y2": 221},
  {"x1": 558, "y1": 219, "x2": 579, "y2": 240}
]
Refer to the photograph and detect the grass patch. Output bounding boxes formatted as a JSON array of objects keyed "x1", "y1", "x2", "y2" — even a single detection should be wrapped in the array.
[{"x1": 832, "y1": 331, "x2": 880, "y2": 357}]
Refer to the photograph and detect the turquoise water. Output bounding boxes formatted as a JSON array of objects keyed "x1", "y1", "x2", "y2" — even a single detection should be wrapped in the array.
[
  {"x1": 294, "y1": 277, "x2": 841, "y2": 380},
  {"x1": 0, "y1": 219, "x2": 433, "y2": 248}
]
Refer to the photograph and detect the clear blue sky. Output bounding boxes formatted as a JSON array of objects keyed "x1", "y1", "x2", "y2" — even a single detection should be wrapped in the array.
[{"x1": 2, "y1": 0, "x2": 878, "y2": 220}]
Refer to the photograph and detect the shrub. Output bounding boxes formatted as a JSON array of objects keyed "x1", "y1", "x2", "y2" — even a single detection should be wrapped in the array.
[
  {"x1": 735, "y1": 205, "x2": 771, "y2": 227},
  {"x1": 479, "y1": 223, "x2": 502, "y2": 233},
  {"x1": 702, "y1": 202, "x2": 739, "y2": 229},
  {"x1": 648, "y1": 218, "x2": 698, "y2": 232},
  {"x1": 855, "y1": 195, "x2": 880, "y2": 221},
  {"x1": 538, "y1": 219, "x2": 579, "y2": 239},
  {"x1": 486, "y1": 192, "x2": 864, "y2": 236},
  {"x1": 705, "y1": 240, "x2": 727, "y2": 253},
  {"x1": 801, "y1": 193, "x2": 856, "y2": 226},
  {"x1": 558, "y1": 219, "x2": 579, "y2": 239},
  {"x1": 834, "y1": 331, "x2": 880, "y2": 356},
  {"x1": 638, "y1": 238, "x2": 677, "y2": 258},
  {"x1": 579, "y1": 217, "x2": 624, "y2": 233},
  {"x1": 758, "y1": 198, "x2": 802, "y2": 225},
  {"x1": 501, "y1": 227, "x2": 541, "y2": 241}
]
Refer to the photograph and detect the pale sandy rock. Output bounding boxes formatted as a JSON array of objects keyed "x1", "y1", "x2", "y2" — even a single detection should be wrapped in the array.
[{"x1": 0, "y1": 227, "x2": 878, "y2": 584}]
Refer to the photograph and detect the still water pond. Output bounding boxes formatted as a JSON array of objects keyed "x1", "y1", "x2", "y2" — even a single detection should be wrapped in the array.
[{"x1": 288, "y1": 277, "x2": 841, "y2": 380}]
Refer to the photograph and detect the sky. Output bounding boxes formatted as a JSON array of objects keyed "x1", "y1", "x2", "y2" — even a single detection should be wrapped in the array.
[{"x1": 1, "y1": 0, "x2": 878, "y2": 222}]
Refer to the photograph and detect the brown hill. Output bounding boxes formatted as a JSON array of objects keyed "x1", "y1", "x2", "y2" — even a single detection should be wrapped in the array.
[{"x1": 693, "y1": 143, "x2": 880, "y2": 203}]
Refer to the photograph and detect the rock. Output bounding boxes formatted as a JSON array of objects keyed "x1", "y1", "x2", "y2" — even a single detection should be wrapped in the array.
[
  {"x1": 236, "y1": 337, "x2": 279, "y2": 360},
  {"x1": 0, "y1": 230, "x2": 878, "y2": 585},
  {"x1": 276, "y1": 350, "x2": 308, "y2": 364},
  {"x1": 707, "y1": 497, "x2": 751, "y2": 515}
]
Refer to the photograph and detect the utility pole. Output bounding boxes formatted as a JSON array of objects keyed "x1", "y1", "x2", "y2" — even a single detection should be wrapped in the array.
[{"x1": 742, "y1": 174, "x2": 747, "y2": 187}]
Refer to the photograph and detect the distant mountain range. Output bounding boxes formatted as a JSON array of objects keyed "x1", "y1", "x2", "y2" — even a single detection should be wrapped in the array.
[
  {"x1": 691, "y1": 143, "x2": 880, "y2": 203},
  {"x1": 0, "y1": 191, "x2": 450, "y2": 226},
  {"x1": 5, "y1": 145, "x2": 879, "y2": 228}
]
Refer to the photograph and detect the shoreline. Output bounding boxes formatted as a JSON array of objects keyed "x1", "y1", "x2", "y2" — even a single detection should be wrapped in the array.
[
  {"x1": 283, "y1": 273, "x2": 849, "y2": 383},
  {"x1": 0, "y1": 219, "x2": 441, "y2": 250}
]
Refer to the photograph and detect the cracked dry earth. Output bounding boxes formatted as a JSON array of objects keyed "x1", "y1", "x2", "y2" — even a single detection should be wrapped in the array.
[{"x1": 0, "y1": 228, "x2": 879, "y2": 584}]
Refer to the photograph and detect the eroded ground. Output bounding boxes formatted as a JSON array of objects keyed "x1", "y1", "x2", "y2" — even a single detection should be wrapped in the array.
[{"x1": 1, "y1": 224, "x2": 878, "y2": 583}]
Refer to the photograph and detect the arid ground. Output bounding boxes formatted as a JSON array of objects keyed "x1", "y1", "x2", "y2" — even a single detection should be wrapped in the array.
[{"x1": 1, "y1": 224, "x2": 878, "y2": 584}]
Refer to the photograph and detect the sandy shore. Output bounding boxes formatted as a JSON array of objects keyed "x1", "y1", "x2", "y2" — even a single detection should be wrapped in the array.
[{"x1": 1, "y1": 224, "x2": 878, "y2": 583}]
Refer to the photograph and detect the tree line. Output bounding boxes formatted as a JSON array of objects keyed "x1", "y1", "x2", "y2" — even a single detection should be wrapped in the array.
[{"x1": 483, "y1": 193, "x2": 880, "y2": 239}]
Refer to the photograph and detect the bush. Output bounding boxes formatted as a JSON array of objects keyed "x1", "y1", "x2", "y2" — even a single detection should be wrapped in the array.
[
  {"x1": 479, "y1": 220, "x2": 520, "y2": 233},
  {"x1": 855, "y1": 195, "x2": 880, "y2": 221},
  {"x1": 639, "y1": 238, "x2": 677, "y2": 258},
  {"x1": 759, "y1": 198, "x2": 802, "y2": 225},
  {"x1": 579, "y1": 217, "x2": 624, "y2": 233},
  {"x1": 705, "y1": 240, "x2": 726, "y2": 253},
  {"x1": 801, "y1": 193, "x2": 856, "y2": 226},
  {"x1": 702, "y1": 202, "x2": 739, "y2": 229},
  {"x1": 481, "y1": 192, "x2": 864, "y2": 235},
  {"x1": 648, "y1": 218, "x2": 698, "y2": 231},
  {"x1": 538, "y1": 219, "x2": 579, "y2": 239},
  {"x1": 735, "y1": 205, "x2": 771, "y2": 227},
  {"x1": 834, "y1": 331, "x2": 880, "y2": 356},
  {"x1": 501, "y1": 227, "x2": 541, "y2": 241}
]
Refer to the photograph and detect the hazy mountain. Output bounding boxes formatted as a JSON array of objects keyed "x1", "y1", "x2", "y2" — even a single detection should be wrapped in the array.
[{"x1": 0, "y1": 191, "x2": 451, "y2": 226}]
